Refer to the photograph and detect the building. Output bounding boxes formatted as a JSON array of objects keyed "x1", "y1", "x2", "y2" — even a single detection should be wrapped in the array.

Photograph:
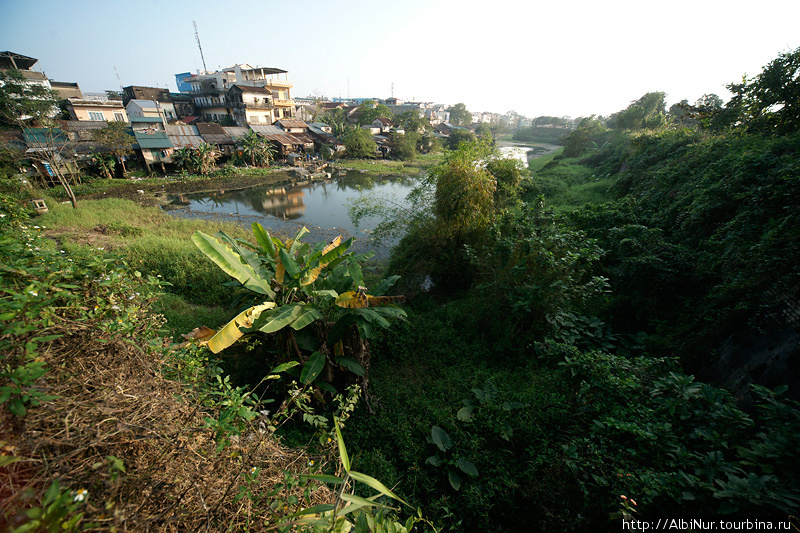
[
  {"x1": 123, "y1": 87, "x2": 176, "y2": 120},
  {"x1": 183, "y1": 63, "x2": 295, "y2": 126},
  {"x1": 174, "y1": 72, "x2": 192, "y2": 92},
  {"x1": 50, "y1": 81, "x2": 82, "y2": 100},
  {"x1": 66, "y1": 98, "x2": 127, "y2": 122},
  {"x1": 196, "y1": 122, "x2": 235, "y2": 156},
  {"x1": 126, "y1": 99, "x2": 174, "y2": 122},
  {"x1": 0, "y1": 51, "x2": 51, "y2": 90}
]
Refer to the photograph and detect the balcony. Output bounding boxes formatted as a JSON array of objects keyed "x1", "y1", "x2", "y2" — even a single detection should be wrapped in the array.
[
  {"x1": 231, "y1": 101, "x2": 273, "y2": 110},
  {"x1": 194, "y1": 99, "x2": 229, "y2": 109},
  {"x1": 273, "y1": 99, "x2": 295, "y2": 107}
]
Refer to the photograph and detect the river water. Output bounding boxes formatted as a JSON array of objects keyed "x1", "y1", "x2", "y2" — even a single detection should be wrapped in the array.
[
  {"x1": 167, "y1": 170, "x2": 417, "y2": 255},
  {"x1": 167, "y1": 143, "x2": 559, "y2": 255}
]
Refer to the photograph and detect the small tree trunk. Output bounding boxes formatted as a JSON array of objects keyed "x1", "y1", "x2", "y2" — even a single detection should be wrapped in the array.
[{"x1": 52, "y1": 164, "x2": 78, "y2": 209}]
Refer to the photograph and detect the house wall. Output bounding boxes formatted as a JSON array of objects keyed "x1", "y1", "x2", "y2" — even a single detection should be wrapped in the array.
[
  {"x1": 69, "y1": 102, "x2": 128, "y2": 122},
  {"x1": 246, "y1": 110, "x2": 273, "y2": 124}
]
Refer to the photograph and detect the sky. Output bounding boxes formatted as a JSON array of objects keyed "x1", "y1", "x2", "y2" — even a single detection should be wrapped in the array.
[{"x1": 2, "y1": 0, "x2": 799, "y2": 119}]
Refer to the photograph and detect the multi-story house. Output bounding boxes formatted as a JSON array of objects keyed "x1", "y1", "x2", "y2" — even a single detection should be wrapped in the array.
[
  {"x1": 183, "y1": 63, "x2": 295, "y2": 126},
  {"x1": 66, "y1": 98, "x2": 128, "y2": 122},
  {"x1": 123, "y1": 87, "x2": 177, "y2": 121},
  {"x1": 0, "y1": 51, "x2": 51, "y2": 90}
]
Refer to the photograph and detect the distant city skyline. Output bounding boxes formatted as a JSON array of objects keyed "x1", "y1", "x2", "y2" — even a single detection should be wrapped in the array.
[{"x1": 2, "y1": 0, "x2": 799, "y2": 119}]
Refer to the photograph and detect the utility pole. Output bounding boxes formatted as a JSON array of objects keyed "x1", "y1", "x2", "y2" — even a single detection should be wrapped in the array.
[{"x1": 193, "y1": 20, "x2": 208, "y2": 73}]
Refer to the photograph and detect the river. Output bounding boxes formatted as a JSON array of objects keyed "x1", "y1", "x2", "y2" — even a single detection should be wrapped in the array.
[
  {"x1": 166, "y1": 142, "x2": 559, "y2": 255},
  {"x1": 166, "y1": 170, "x2": 417, "y2": 255}
]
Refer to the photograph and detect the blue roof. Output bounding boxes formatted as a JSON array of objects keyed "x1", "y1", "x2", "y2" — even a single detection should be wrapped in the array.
[{"x1": 130, "y1": 116, "x2": 164, "y2": 123}]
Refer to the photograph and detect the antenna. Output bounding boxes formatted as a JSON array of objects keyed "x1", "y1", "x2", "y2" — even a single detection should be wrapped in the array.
[
  {"x1": 114, "y1": 66, "x2": 122, "y2": 91},
  {"x1": 391, "y1": 82, "x2": 394, "y2": 98},
  {"x1": 193, "y1": 20, "x2": 208, "y2": 73}
]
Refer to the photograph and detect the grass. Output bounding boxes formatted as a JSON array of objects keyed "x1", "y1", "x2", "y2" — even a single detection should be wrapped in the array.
[
  {"x1": 337, "y1": 153, "x2": 443, "y2": 176},
  {"x1": 523, "y1": 153, "x2": 615, "y2": 209},
  {"x1": 38, "y1": 196, "x2": 252, "y2": 332},
  {"x1": 528, "y1": 146, "x2": 564, "y2": 173}
]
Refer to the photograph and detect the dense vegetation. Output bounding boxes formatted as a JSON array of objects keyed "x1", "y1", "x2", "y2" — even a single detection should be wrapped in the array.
[{"x1": 2, "y1": 47, "x2": 799, "y2": 531}]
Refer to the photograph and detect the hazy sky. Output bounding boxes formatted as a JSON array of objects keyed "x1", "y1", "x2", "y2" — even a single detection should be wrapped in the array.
[{"x1": 2, "y1": 0, "x2": 799, "y2": 118}]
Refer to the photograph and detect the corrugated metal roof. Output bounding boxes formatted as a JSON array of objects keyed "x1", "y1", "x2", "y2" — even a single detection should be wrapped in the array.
[
  {"x1": 165, "y1": 125, "x2": 201, "y2": 136},
  {"x1": 196, "y1": 123, "x2": 225, "y2": 135},
  {"x1": 130, "y1": 116, "x2": 164, "y2": 123},
  {"x1": 60, "y1": 120, "x2": 108, "y2": 131},
  {"x1": 291, "y1": 132, "x2": 316, "y2": 145},
  {"x1": 196, "y1": 123, "x2": 234, "y2": 144},
  {"x1": 165, "y1": 126, "x2": 205, "y2": 149},
  {"x1": 249, "y1": 125, "x2": 283, "y2": 135},
  {"x1": 133, "y1": 130, "x2": 173, "y2": 149},
  {"x1": 168, "y1": 135, "x2": 205, "y2": 149},
  {"x1": 222, "y1": 127, "x2": 250, "y2": 140},
  {"x1": 128, "y1": 99, "x2": 159, "y2": 109},
  {"x1": 276, "y1": 119, "x2": 309, "y2": 130}
]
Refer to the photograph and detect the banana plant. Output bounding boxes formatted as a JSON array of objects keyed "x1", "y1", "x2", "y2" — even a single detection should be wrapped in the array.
[{"x1": 189, "y1": 224, "x2": 405, "y2": 390}]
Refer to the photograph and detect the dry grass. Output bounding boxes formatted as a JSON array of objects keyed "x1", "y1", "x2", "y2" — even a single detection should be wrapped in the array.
[{"x1": 1, "y1": 320, "x2": 332, "y2": 532}]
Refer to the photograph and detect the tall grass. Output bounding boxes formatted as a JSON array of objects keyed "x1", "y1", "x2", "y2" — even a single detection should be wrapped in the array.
[{"x1": 39, "y1": 196, "x2": 253, "y2": 325}]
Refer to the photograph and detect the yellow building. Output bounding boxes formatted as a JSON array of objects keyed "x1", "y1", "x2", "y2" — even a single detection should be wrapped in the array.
[{"x1": 66, "y1": 98, "x2": 128, "y2": 122}]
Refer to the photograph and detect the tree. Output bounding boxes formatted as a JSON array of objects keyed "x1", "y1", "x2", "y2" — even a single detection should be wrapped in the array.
[
  {"x1": 485, "y1": 155, "x2": 523, "y2": 205},
  {"x1": 92, "y1": 122, "x2": 135, "y2": 175},
  {"x1": 563, "y1": 116, "x2": 607, "y2": 158},
  {"x1": 343, "y1": 128, "x2": 377, "y2": 159},
  {"x1": 172, "y1": 143, "x2": 218, "y2": 175},
  {"x1": 357, "y1": 101, "x2": 392, "y2": 126},
  {"x1": 239, "y1": 130, "x2": 275, "y2": 167},
  {"x1": 611, "y1": 92, "x2": 667, "y2": 130},
  {"x1": 390, "y1": 131, "x2": 419, "y2": 161},
  {"x1": 320, "y1": 108, "x2": 351, "y2": 138},
  {"x1": 433, "y1": 142, "x2": 496, "y2": 234},
  {"x1": 394, "y1": 110, "x2": 430, "y2": 134},
  {"x1": 474, "y1": 123, "x2": 495, "y2": 145},
  {"x1": 447, "y1": 103, "x2": 472, "y2": 127},
  {"x1": 724, "y1": 46, "x2": 800, "y2": 134},
  {"x1": 0, "y1": 69, "x2": 78, "y2": 208},
  {"x1": 447, "y1": 129, "x2": 477, "y2": 150}
]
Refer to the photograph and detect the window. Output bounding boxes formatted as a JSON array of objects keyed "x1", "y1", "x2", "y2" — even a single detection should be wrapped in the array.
[
  {"x1": 114, "y1": 112, "x2": 124, "y2": 122},
  {"x1": 89, "y1": 111, "x2": 104, "y2": 121}
]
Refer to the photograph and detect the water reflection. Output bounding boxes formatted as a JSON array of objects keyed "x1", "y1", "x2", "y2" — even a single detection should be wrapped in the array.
[{"x1": 168, "y1": 171, "x2": 417, "y2": 253}]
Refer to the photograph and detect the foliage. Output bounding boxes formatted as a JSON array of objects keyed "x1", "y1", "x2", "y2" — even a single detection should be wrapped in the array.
[
  {"x1": 446, "y1": 103, "x2": 472, "y2": 127},
  {"x1": 172, "y1": 143, "x2": 217, "y2": 175},
  {"x1": 557, "y1": 350, "x2": 800, "y2": 520},
  {"x1": 344, "y1": 128, "x2": 377, "y2": 159},
  {"x1": 432, "y1": 141, "x2": 496, "y2": 234},
  {"x1": 91, "y1": 122, "x2": 135, "y2": 173},
  {"x1": 0, "y1": 69, "x2": 59, "y2": 126},
  {"x1": 320, "y1": 108, "x2": 352, "y2": 138},
  {"x1": 610, "y1": 91, "x2": 667, "y2": 130},
  {"x1": 239, "y1": 130, "x2": 276, "y2": 167},
  {"x1": 721, "y1": 45, "x2": 800, "y2": 135},
  {"x1": 485, "y1": 154, "x2": 523, "y2": 205},
  {"x1": 445, "y1": 129, "x2": 476, "y2": 150},
  {"x1": 562, "y1": 116, "x2": 609, "y2": 158},
  {"x1": 390, "y1": 131, "x2": 418, "y2": 161},
  {"x1": 190, "y1": 225, "x2": 406, "y2": 395},
  {"x1": 394, "y1": 110, "x2": 430, "y2": 134},
  {"x1": 356, "y1": 100, "x2": 393, "y2": 126},
  {"x1": 7, "y1": 479, "x2": 92, "y2": 532}
]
